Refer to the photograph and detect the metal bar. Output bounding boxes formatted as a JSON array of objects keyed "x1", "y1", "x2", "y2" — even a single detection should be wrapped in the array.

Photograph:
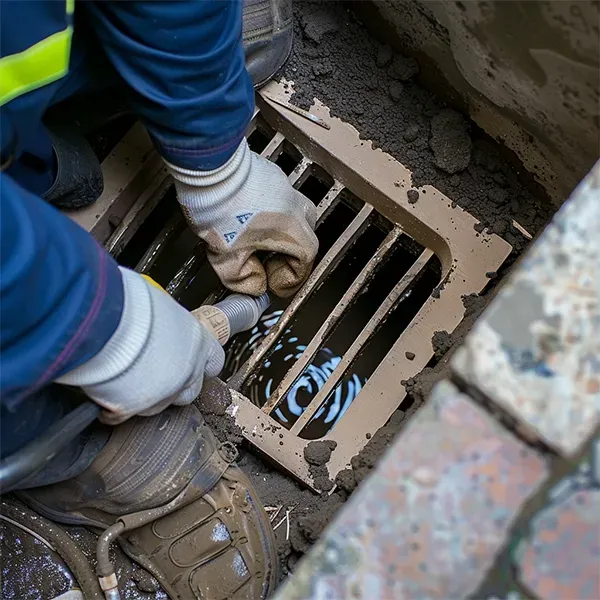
[
  {"x1": 135, "y1": 212, "x2": 186, "y2": 274},
  {"x1": 289, "y1": 248, "x2": 434, "y2": 432},
  {"x1": 230, "y1": 204, "x2": 374, "y2": 391},
  {"x1": 261, "y1": 131, "x2": 286, "y2": 161},
  {"x1": 316, "y1": 181, "x2": 345, "y2": 226},
  {"x1": 288, "y1": 157, "x2": 313, "y2": 188},
  {"x1": 165, "y1": 242, "x2": 206, "y2": 297},
  {"x1": 105, "y1": 169, "x2": 171, "y2": 257},
  {"x1": 245, "y1": 106, "x2": 261, "y2": 137},
  {"x1": 262, "y1": 227, "x2": 404, "y2": 414}
]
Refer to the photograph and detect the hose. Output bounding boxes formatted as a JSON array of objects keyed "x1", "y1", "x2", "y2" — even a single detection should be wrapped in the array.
[
  {"x1": 0, "y1": 401, "x2": 101, "y2": 492},
  {"x1": 0, "y1": 498, "x2": 104, "y2": 600},
  {"x1": 214, "y1": 292, "x2": 271, "y2": 338}
]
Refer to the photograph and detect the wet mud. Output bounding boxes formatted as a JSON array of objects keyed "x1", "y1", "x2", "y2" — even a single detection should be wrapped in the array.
[{"x1": 284, "y1": 1, "x2": 553, "y2": 252}]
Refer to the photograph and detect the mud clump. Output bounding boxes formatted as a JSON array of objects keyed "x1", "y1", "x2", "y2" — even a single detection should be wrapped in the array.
[
  {"x1": 299, "y1": 7, "x2": 339, "y2": 43},
  {"x1": 388, "y1": 54, "x2": 419, "y2": 82},
  {"x1": 196, "y1": 379, "x2": 243, "y2": 446},
  {"x1": 429, "y1": 109, "x2": 472, "y2": 174},
  {"x1": 376, "y1": 43, "x2": 393, "y2": 68},
  {"x1": 432, "y1": 330, "x2": 453, "y2": 359},
  {"x1": 304, "y1": 440, "x2": 337, "y2": 492},
  {"x1": 407, "y1": 189, "x2": 419, "y2": 204},
  {"x1": 304, "y1": 440, "x2": 337, "y2": 466}
]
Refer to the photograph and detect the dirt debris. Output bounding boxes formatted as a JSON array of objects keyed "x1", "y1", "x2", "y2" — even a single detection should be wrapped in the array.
[
  {"x1": 304, "y1": 440, "x2": 337, "y2": 466},
  {"x1": 429, "y1": 108, "x2": 472, "y2": 174},
  {"x1": 284, "y1": 0, "x2": 552, "y2": 253},
  {"x1": 407, "y1": 189, "x2": 420, "y2": 204},
  {"x1": 304, "y1": 440, "x2": 337, "y2": 492}
]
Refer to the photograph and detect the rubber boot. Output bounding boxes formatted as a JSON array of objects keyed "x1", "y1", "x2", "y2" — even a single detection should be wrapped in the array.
[
  {"x1": 43, "y1": 124, "x2": 104, "y2": 209},
  {"x1": 19, "y1": 405, "x2": 278, "y2": 599},
  {"x1": 243, "y1": 0, "x2": 293, "y2": 88}
]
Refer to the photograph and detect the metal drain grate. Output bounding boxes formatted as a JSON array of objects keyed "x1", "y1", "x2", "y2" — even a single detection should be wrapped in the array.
[{"x1": 70, "y1": 83, "x2": 512, "y2": 489}]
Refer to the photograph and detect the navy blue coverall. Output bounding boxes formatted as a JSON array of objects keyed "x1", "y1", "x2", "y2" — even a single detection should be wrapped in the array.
[{"x1": 0, "y1": 1, "x2": 254, "y2": 470}]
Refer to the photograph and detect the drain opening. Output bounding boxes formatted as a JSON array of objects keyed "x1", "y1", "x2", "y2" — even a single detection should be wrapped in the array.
[
  {"x1": 221, "y1": 187, "x2": 441, "y2": 439},
  {"x1": 114, "y1": 186, "x2": 178, "y2": 269},
  {"x1": 247, "y1": 126, "x2": 273, "y2": 154},
  {"x1": 274, "y1": 141, "x2": 302, "y2": 175},
  {"x1": 297, "y1": 165, "x2": 334, "y2": 205},
  {"x1": 298, "y1": 254, "x2": 441, "y2": 439}
]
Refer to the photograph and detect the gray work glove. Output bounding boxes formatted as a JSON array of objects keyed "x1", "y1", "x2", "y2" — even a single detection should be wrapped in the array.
[
  {"x1": 166, "y1": 139, "x2": 319, "y2": 298},
  {"x1": 56, "y1": 268, "x2": 225, "y2": 425}
]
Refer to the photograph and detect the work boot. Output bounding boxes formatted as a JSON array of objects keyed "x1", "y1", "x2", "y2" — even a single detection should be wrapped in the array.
[
  {"x1": 43, "y1": 123, "x2": 104, "y2": 209},
  {"x1": 243, "y1": 0, "x2": 293, "y2": 88},
  {"x1": 19, "y1": 404, "x2": 278, "y2": 599}
]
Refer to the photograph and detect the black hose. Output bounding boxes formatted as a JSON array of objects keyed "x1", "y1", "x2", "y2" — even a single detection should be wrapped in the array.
[
  {"x1": 1, "y1": 497, "x2": 104, "y2": 599},
  {"x1": 0, "y1": 401, "x2": 101, "y2": 492}
]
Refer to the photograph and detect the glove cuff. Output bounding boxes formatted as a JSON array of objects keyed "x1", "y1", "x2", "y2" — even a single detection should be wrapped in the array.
[
  {"x1": 56, "y1": 268, "x2": 153, "y2": 387},
  {"x1": 165, "y1": 138, "x2": 250, "y2": 188}
]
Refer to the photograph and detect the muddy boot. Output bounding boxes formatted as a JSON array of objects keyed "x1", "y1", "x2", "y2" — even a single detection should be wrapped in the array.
[
  {"x1": 18, "y1": 405, "x2": 278, "y2": 599},
  {"x1": 243, "y1": 0, "x2": 293, "y2": 88},
  {"x1": 43, "y1": 124, "x2": 104, "y2": 209}
]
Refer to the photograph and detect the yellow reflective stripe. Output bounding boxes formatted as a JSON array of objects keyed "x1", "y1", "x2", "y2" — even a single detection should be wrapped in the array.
[
  {"x1": 141, "y1": 274, "x2": 167, "y2": 293},
  {"x1": 0, "y1": 26, "x2": 73, "y2": 108},
  {"x1": 66, "y1": 0, "x2": 75, "y2": 15}
]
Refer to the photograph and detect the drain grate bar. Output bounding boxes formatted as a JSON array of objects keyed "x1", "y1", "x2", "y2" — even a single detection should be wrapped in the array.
[
  {"x1": 290, "y1": 248, "x2": 434, "y2": 434},
  {"x1": 260, "y1": 131, "x2": 285, "y2": 160},
  {"x1": 246, "y1": 106, "x2": 261, "y2": 137},
  {"x1": 166, "y1": 242, "x2": 205, "y2": 297},
  {"x1": 288, "y1": 157, "x2": 313, "y2": 188},
  {"x1": 105, "y1": 168, "x2": 171, "y2": 257},
  {"x1": 233, "y1": 203, "x2": 374, "y2": 391},
  {"x1": 262, "y1": 226, "x2": 404, "y2": 414},
  {"x1": 135, "y1": 212, "x2": 186, "y2": 274},
  {"x1": 316, "y1": 181, "x2": 345, "y2": 226}
]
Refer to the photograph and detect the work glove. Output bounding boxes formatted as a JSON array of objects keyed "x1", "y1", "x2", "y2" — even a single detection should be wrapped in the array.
[
  {"x1": 166, "y1": 139, "x2": 319, "y2": 298},
  {"x1": 56, "y1": 268, "x2": 225, "y2": 425}
]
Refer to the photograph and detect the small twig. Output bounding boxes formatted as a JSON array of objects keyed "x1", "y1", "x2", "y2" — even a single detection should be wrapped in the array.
[
  {"x1": 285, "y1": 509, "x2": 291, "y2": 541},
  {"x1": 327, "y1": 484, "x2": 338, "y2": 496},
  {"x1": 273, "y1": 513, "x2": 288, "y2": 531},
  {"x1": 269, "y1": 505, "x2": 283, "y2": 523}
]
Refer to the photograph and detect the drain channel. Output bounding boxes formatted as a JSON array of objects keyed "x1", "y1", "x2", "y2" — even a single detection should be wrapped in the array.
[{"x1": 82, "y1": 88, "x2": 512, "y2": 489}]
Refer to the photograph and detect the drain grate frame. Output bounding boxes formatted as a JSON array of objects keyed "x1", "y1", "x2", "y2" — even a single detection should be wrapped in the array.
[{"x1": 70, "y1": 87, "x2": 512, "y2": 490}]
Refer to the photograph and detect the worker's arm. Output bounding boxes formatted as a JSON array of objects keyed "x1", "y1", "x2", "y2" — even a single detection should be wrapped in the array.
[
  {"x1": 85, "y1": 0, "x2": 254, "y2": 171},
  {"x1": 87, "y1": 0, "x2": 318, "y2": 298},
  {"x1": 0, "y1": 174, "x2": 123, "y2": 407},
  {"x1": 0, "y1": 175, "x2": 223, "y2": 422}
]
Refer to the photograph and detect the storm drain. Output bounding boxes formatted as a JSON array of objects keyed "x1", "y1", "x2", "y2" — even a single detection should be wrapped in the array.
[{"x1": 72, "y1": 81, "x2": 511, "y2": 489}]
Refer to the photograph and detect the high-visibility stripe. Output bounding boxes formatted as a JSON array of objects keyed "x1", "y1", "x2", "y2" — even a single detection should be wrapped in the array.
[
  {"x1": 0, "y1": 27, "x2": 73, "y2": 107},
  {"x1": 0, "y1": 0, "x2": 74, "y2": 107}
]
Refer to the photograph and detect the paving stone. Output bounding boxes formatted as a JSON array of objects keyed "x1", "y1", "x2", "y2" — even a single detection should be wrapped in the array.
[
  {"x1": 453, "y1": 164, "x2": 600, "y2": 455},
  {"x1": 275, "y1": 381, "x2": 547, "y2": 600},
  {"x1": 518, "y1": 489, "x2": 600, "y2": 599}
]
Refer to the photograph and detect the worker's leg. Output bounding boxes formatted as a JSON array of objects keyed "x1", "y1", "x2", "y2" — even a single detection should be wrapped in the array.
[
  {"x1": 19, "y1": 403, "x2": 279, "y2": 598},
  {"x1": 1, "y1": 385, "x2": 110, "y2": 491}
]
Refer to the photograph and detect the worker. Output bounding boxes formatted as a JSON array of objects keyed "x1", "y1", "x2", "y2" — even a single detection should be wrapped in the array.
[{"x1": 0, "y1": 0, "x2": 317, "y2": 596}]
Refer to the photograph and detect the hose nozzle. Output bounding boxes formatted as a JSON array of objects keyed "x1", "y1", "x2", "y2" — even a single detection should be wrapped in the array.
[{"x1": 192, "y1": 292, "x2": 271, "y2": 345}]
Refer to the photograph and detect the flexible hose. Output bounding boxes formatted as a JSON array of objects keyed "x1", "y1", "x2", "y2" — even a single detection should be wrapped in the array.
[
  {"x1": 0, "y1": 498, "x2": 104, "y2": 599},
  {"x1": 214, "y1": 292, "x2": 271, "y2": 338}
]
